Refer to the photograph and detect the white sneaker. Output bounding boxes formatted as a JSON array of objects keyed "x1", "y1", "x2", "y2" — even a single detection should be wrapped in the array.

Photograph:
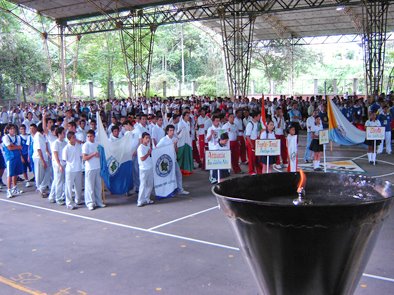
[
  {"x1": 25, "y1": 181, "x2": 31, "y2": 188},
  {"x1": 178, "y1": 189, "x2": 190, "y2": 195},
  {"x1": 6, "y1": 189, "x2": 14, "y2": 198},
  {"x1": 12, "y1": 187, "x2": 23, "y2": 196},
  {"x1": 87, "y1": 205, "x2": 95, "y2": 211},
  {"x1": 274, "y1": 164, "x2": 282, "y2": 170}
]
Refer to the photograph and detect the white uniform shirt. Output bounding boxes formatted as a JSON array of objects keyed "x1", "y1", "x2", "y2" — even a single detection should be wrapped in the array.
[
  {"x1": 306, "y1": 116, "x2": 315, "y2": 133},
  {"x1": 222, "y1": 122, "x2": 238, "y2": 141},
  {"x1": 33, "y1": 133, "x2": 48, "y2": 161},
  {"x1": 234, "y1": 117, "x2": 244, "y2": 136},
  {"x1": 207, "y1": 125, "x2": 222, "y2": 150},
  {"x1": 151, "y1": 124, "x2": 165, "y2": 145},
  {"x1": 272, "y1": 116, "x2": 286, "y2": 136},
  {"x1": 62, "y1": 143, "x2": 82, "y2": 172},
  {"x1": 2, "y1": 134, "x2": 21, "y2": 147},
  {"x1": 137, "y1": 144, "x2": 153, "y2": 170},
  {"x1": 197, "y1": 116, "x2": 211, "y2": 136},
  {"x1": 245, "y1": 121, "x2": 259, "y2": 140},
  {"x1": 52, "y1": 139, "x2": 67, "y2": 166},
  {"x1": 82, "y1": 141, "x2": 100, "y2": 171}
]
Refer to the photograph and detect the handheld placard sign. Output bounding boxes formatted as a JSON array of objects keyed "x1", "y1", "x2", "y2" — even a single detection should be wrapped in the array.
[
  {"x1": 319, "y1": 130, "x2": 329, "y2": 172},
  {"x1": 255, "y1": 139, "x2": 281, "y2": 173},
  {"x1": 205, "y1": 150, "x2": 231, "y2": 183},
  {"x1": 366, "y1": 127, "x2": 385, "y2": 165}
]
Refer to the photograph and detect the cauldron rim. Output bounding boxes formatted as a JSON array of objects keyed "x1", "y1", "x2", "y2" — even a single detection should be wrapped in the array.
[{"x1": 212, "y1": 172, "x2": 393, "y2": 208}]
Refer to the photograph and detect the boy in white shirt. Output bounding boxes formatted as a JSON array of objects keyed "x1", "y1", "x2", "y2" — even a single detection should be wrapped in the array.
[
  {"x1": 33, "y1": 124, "x2": 51, "y2": 197},
  {"x1": 48, "y1": 126, "x2": 67, "y2": 205},
  {"x1": 62, "y1": 131, "x2": 83, "y2": 210},
  {"x1": 82, "y1": 130, "x2": 106, "y2": 210},
  {"x1": 136, "y1": 132, "x2": 154, "y2": 207}
]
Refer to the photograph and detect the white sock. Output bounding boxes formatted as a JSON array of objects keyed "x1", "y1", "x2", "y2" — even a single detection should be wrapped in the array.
[
  {"x1": 367, "y1": 153, "x2": 372, "y2": 162},
  {"x1": 372, "y1": 153, "x2": 376, "y2": 162}
]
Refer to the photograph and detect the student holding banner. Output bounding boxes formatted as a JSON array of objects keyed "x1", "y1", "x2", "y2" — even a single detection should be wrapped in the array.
[
  {"x1": 156, "y1": 124, "x2": 189, "y2": 195},
  {"x1": 286, "y1": 124, "x2": 298, "y2": 172},
  {"x1": 365, "y1": 112, "x2": 381, "y2": 165},
  {"x1": 259, "y1": 121, "x2": 277, "y2": 173},
  {"x1": 309, "y1": 116, "x2": 324, "y2": 171}
]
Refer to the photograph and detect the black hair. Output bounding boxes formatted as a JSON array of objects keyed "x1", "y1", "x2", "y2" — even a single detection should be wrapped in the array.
[
  {"x1": 55, "y1": 127, "x2": 65, "y2": 137},
  {"x1": 165, "y1": 124, "x2": 175, "y2": 134},
  {"x1": 87, "y1": 129, "x2": 95, "y2": 136},
  {"x1": 141, "y1": 132, "x2": 150, "y2": 139},
  {"x1": 67, "y1": 131, "x2": 75, "y2": 140}
]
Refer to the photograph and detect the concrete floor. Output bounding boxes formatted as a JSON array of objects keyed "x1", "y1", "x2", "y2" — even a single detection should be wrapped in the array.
[{"x1": 0, "y1": 135, "x2": 393, "y2": 295}]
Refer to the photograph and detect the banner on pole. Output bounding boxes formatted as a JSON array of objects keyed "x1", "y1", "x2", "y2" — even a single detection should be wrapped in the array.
[
  {"x1": 366, "y1": 127, "x2": 385, "y2": 140},
  {"x1": 319, "y1": 130, "x2": 329, "y2": 145},
  {"x1": 255, "y1": 139, "x2": 281, "y2": 156},
  {"x1": 152, "y1": 144, "x2": 177, "y2": 199},
  {"x1": 205, "y1": 150, "x2": 231, "y2": 170}
]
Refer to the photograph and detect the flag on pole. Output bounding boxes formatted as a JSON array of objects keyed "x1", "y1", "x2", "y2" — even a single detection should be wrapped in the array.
[
  {"x1": 260, "y1": 94, "x2": 267, "y2": 130},
  {"x1": 96, "y1": 112, "x2": 139, "y2": 194},
  {"x1": 327, "y1": 98, "x2": 365, "y2": 145},
  {"x1": 287, "y1": 134, "x2": 298, "y2": 172},
  {"x1": 152, "y1": 144, "x2": 177, "y2": 199}
]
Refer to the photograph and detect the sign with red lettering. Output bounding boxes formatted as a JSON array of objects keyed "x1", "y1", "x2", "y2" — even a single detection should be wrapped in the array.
[
  {"x1": 366, "y1": 127, "x2": 385, "y2": 140},
  {"x1": 205, "y1": 150, "x2": 231, "y2": 170}
]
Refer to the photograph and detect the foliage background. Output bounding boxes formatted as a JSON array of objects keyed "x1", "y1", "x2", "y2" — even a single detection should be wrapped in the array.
[{"x1": 1, "y1": 6, "x2": 393, "y2": 101}]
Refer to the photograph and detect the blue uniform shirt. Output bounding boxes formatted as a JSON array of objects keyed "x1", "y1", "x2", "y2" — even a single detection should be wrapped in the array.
[{"x1": 378, "y1": 113, "x2": 392, "y2": 131}]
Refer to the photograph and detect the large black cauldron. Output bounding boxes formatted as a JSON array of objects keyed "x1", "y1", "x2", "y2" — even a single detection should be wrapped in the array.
[{"x1": 213, "y1": 172, "x2": 393, "y2": 295}]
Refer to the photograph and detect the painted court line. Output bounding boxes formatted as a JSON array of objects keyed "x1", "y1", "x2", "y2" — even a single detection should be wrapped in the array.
[
  {"x1": 1, "y1": 199, "x2": 394, "y2": 283},
  {"x1": 147, "y1": 206, "x2": 219, "y2": 231},
  {"x1": 0, "y1": 275, "x2": 47, "y2": 295},
  {"x1": 0, "y1": 199, "x2": 238, "y2": 251}
]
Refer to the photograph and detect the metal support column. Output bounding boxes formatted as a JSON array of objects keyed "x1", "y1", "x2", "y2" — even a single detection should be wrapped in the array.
[
  {"x1": 59, "y1": 24, "x2": 67, "y2": 102},
  {"x1": 219, "y1": 3, "x2": 256, "y2": 97},
  {"x1": 362, "y1": 0, "x2": 389, "y2": 98},
  {"x1": 119, "y1": 10, "x2": 157, "y2": 98}
]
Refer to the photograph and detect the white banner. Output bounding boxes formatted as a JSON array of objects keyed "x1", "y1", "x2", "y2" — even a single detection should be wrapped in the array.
[{"x1": 152, "y1": 144, "x2": 177, "y2": 198}]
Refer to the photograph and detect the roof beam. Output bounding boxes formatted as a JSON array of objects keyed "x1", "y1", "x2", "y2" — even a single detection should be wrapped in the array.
[{"x1": 58, "y1": 0, "x2": 394, "y2": 36}]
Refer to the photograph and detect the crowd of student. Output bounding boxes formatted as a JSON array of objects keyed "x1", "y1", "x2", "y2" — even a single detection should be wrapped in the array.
[{"x1": 0, "y1": 91, "x2": 393, "y2": 207}]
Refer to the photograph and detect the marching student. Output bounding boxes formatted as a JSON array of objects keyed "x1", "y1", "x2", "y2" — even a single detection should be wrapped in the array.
[
  {"x1": 151, "y1": 116, "x2": 165, "y2": 146},
  {"x1": 136, "y1": 132, "x2": 155, "y2": 207},
  {"x1": 286, "y1": 124, "x2": 298, "y2": 172},
  {"x1": 27, "y1": 124, "x2": 38, "y2": 174},
  {"x1": 210, "y1": 132, "x2": 231, "y2": 183},
  {"x1": 365, "y1": 112, "x2": 381, "y2": 165},
  {"x1": 234, "y1": 109, "x2": 247, "y2": 165},
  {"x1": 244, "y1": 111, "x2": 261, "y2": 175},
  {"x1": 272, "y1": 107, "x2": 288, "y2": 169},
  {"x1": 156, "y1": 124, "x2": 189, "y2": 195},
  {"x1": 2, "y1": 124, "x2": 24, "y2": 198},
  {"x1": 48, "y1": 127, "x2": 67, "y2": 205},
  {"x1": 19, "y1": 124, "x2": 31, "y2": 187},
  {"x1": 222, "y1": 113, "x2": 242, "y2": 174},
  {"x1": 62, "y1": 131, "x2": 83, "y2": 210},
  {"x1": 377, "y1": 104, "x2": 392, "y2": 155},
  {"x1": 109, "y1": 125, "x2": 121, "y2": 142},
  {"x1": 33, "y1": 123, "x2": 51, "y2": 197},
  {"x1": 259, "y1": 120, "x2": 277, "y2": 174},
  {"x1": 309, "y1": 116, "x2": 324, "y2": 171},
  {"x1": 196, "y1": 108, "x2": 211, "y2": 169},
  {"x1": 82, "y1": 130, "x2": 105, "y2": 210}
]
